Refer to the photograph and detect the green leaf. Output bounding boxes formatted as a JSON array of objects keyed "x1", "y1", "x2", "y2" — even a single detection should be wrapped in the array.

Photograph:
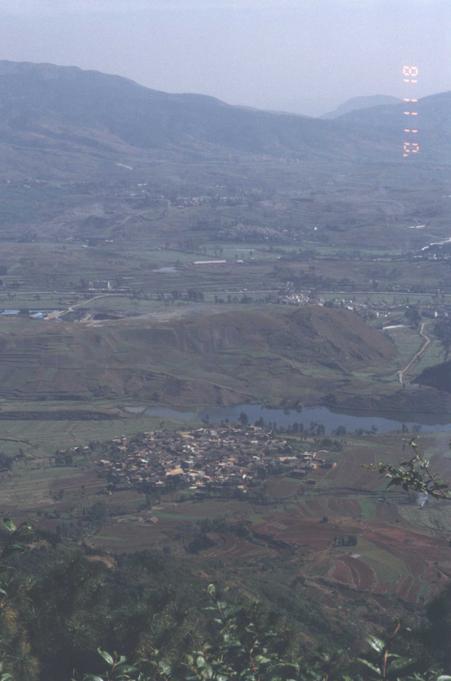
[
  {"x1": 7, "y1": 543, "x2": 26, "y2": 553},
  {"x1": 366, "y1": 635, "x2": 385, "y2": 653},
  {"x1": 207, "y1": 584, "x2": 216, "y2": 597},
  {"x1": 389, "y1": 655, "x2": 413, "y2": 669},
  {"x1": 83, "y1": 676, "x2": 104, "y2": 681},
  {"x1": 255, "y1": 656, "x2": 271, "y2": 665},
  {"x1": 2, "y1": 518, "x2": 16, "y2": 533},
  {"x1": 158, "y1": 661, "x2": 172, "y2": 675},
  {"x1": 196, "y1": 656, "x2": 206, "y2": 669},
  {"x1": 97, "y1": 648, "x2": 114, "y2": 666},
  {"x1": 358, "y1": 658, "x2": 382, "y2": 674},
  {"x1": 117, "y1": 666, "x2": 137, "y2": 674},
  {"x1": 276, "y1": 663, "x2": 300, "y2": 672},
  {"x1": 202, "y1": 663, "x2": 214, "y2": 679}
]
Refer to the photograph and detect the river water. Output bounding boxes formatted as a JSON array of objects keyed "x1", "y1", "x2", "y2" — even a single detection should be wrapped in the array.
[{"x1": 143, "y1": 404, "x2": 451, "y2": 434}]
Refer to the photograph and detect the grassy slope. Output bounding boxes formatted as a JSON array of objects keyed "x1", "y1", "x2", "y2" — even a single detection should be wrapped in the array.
[{"x1": 0, "y1": 305, "x2": 394, "y2": 406}]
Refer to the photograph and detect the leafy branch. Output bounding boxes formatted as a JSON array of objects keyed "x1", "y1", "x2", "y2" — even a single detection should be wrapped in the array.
[
  {"x1": 73, "y1": 585, "x2": 451, "y2": 681},
  {"x1": 368, "y1": 440, "x2": 451, "y2": 501},
  {"x1": 357, "y1": 629, "x2": 448, "y2": 681}
]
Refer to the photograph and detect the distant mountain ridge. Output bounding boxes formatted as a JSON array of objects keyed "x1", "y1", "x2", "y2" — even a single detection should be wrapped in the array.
[
  {"x1": 322, "y1": 95, "x2": 401, "y2": 119},
  {"x1": 0, "y1": 60, "x2": 401, "y2": 166},
  {"x1": 0, "y1": 59, "x2": 450, "y2": 178}
]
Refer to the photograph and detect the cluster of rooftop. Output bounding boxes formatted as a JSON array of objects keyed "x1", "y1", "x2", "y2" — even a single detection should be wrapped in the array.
[{"x1": 96, "y1": 426, "x2": 335, "y2": 497}]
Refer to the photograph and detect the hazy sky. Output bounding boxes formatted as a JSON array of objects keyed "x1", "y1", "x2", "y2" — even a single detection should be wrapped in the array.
[{"x1": 0, "y1": 0, "x2": 450, "y2": 115}]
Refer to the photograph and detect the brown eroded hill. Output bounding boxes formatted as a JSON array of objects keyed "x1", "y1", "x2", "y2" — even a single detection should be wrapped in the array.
[{"x1": 0, "y1": 306, "x2": 394, "y2": 406}]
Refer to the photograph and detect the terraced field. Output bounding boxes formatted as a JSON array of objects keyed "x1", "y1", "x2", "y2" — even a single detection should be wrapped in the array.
[{"x1": 81, "y1": 437, "x2": 451, "y2": 607}]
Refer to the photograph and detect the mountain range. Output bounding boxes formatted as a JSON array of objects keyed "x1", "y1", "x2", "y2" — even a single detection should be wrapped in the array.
[
  {"x1": 321, "y1": 95, "x2": 401, "y2": 119},
  {"x1": 1, "y1": 60, "x2": 450, "y2": 176}
]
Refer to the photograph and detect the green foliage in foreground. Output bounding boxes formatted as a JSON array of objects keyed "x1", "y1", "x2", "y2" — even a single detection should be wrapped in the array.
[
  {"x1": 0, "y1": 520, "x2": 305, "y2": 681},
  {"x1": 73, "y1": 586, "x2": 448, "y2": 681},
  {"x1": 0, "y1": 530, "x2": 446, "y2": 681}
]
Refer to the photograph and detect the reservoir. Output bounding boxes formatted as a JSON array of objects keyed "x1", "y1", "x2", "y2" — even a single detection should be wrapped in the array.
[{"x1": 144, "y1": 404, "x2": 451, "y2": 434}]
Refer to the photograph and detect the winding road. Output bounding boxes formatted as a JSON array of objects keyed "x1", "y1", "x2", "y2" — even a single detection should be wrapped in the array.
[{"x1": 398, "y1": 322, "x2": 431, "y2": 386}]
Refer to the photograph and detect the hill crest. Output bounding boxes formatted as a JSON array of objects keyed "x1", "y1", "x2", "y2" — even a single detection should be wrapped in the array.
[{"x1": 0, "y1": 306, "x2": 394, "y2": 406}]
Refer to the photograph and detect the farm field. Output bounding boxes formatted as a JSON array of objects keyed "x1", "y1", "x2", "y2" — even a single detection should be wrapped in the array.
[
  {"x1": 4, "y1": 416, "x2": 447, "y2": 623},
  {"x1": 56, "y1": 425, "x2": 450, "y2": 636}
]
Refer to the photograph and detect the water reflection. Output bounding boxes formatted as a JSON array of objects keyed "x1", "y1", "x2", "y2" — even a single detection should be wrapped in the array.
[{"x1": 144, "y1": 404, "x2": 451, "y2": 434}]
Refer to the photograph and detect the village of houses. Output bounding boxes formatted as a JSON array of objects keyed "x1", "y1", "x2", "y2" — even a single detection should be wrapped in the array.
[{"x1": 87, "y1": 425, "x2": 336, "y2": 499}]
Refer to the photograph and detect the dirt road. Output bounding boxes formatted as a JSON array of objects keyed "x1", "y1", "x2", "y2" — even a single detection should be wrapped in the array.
[{"x1": 398, "y1": 322, "x2": 431, "y2": 386}]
